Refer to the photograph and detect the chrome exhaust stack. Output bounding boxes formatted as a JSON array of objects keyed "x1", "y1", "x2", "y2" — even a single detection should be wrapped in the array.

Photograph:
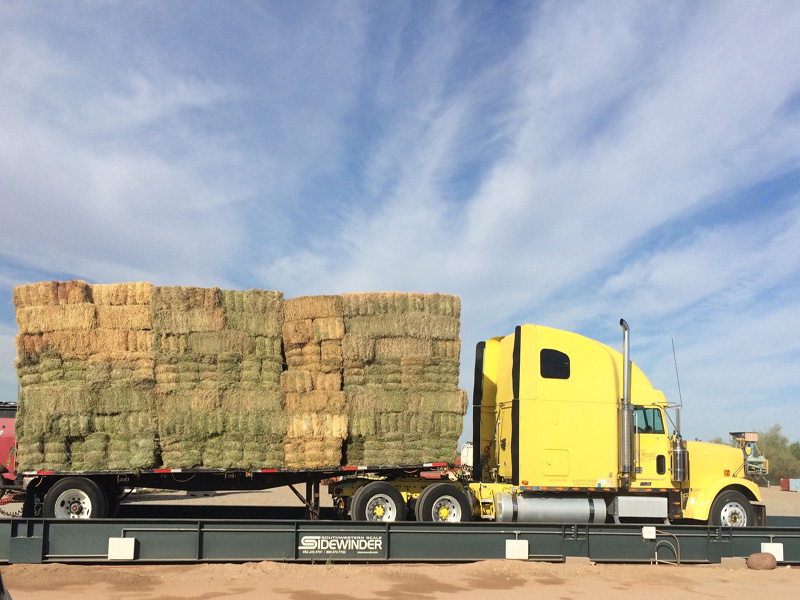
[{"x1": 619, "y1": 319, "x2": 634, "y2": 488}]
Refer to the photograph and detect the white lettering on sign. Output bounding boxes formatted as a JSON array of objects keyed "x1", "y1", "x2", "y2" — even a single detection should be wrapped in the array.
[{"x1": 298, "y1": 535, "x2": 383, "y2": 555}]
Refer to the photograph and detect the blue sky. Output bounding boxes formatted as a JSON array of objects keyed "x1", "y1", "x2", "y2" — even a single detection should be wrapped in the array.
[{"x1": 2, "y1": 1, "x2": 800, "y2": 445}]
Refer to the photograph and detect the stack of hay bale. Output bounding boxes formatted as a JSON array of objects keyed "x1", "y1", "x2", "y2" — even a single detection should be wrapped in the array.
[
  {"x1": 13, "y1": 280, "x2": 157, "y2": 471},
  {"x1": 280, "y1": 296, "x2": 347, "y2": 468},
  {"x1": 152, "y1": 287, "x2": 285, "y2": 469},
  {"x1": 14, "y1": 282, "x2": 467, "y2": 472},
  {"x1": 341, "y1": 293, "x2": 466, "y2": 465}
]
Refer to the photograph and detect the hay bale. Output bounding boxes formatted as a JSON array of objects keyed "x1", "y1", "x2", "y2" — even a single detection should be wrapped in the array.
[
  {"x1": 284, "y1": 295, "x2": 342, "y2": 321},
  {"x1": 90, "y1": 282, "x2": 153, "y2": 306},
  {"x1": 16, "y1": 304, "x2": 97, "y2": 334},
  {"x1": 13, "y1": 280, "x2": 91, "y2": 309},
  {"x1": 152, "y1": 286, "x2": 222, "y2": 311},
  {"x1": 313, "y1": 318, "x2": 345, "y2": 342},
  {"x1": 285, "y1": 391, "x2": 346, "y2": 414},
  {"x1": 95, "y1": 305, "x2": 152, "y2": 330},
  {"x1": 282, "y1": 320, "x2": 313, "y2": 346}
]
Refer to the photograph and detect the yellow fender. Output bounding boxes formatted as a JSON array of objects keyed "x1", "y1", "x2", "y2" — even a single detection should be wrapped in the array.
[{"x1": 683, "y1": 477, "x2": 762, "y2": 522}]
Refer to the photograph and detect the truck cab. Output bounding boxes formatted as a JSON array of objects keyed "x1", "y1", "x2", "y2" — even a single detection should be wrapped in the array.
[{"x1": 470, "y1": 322, "x2": 764, "y2": 526}]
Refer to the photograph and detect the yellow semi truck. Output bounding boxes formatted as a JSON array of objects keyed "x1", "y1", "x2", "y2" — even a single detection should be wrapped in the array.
[{"x1": 334, "y1": 320, "x2": 765, "y2": 526}]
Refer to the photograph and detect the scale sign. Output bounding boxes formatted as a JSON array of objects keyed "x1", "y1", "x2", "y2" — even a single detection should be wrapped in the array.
[{"x1": 298, "y1": 533, "x2": 387, "y2": 559}]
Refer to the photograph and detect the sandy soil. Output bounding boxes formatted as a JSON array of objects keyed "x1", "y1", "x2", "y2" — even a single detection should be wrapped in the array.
[{"x1": 1, "y1": 486, "x2": 799, "y2": 600}]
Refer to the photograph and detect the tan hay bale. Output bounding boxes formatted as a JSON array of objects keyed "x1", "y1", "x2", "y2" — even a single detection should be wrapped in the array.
[
  {"x1": 91, "y1": 329, "x2": 153, "y2": 354},
  {"x1": 284, "y1": 295, "x2": 342, "y2": 321},
  {"x1": 90, "y1": 282, "x2": 153, "y2": 306},
  {"x1": 95, "y1": 305, "x2": 152, "y2": 330},
  {"x1": 14, "y1": 281, "x2": 59, "y2": 308},
  {"x1": 286, "y1": 413, "x2": 347, "y2": 438},
  {"x1": 373, "y1": 337, "x2": 432, "y2": 360},
  {"x1": 282, "y1": 319, "x2": 313, "y2": 346},
  {"x1": 284, "y1": 437, "x2": 342, "y2": 469},
  {"x1": 313, "y1": 317, "x2": 345, "y2": 342},
  {"x1": 431, "y1": 339, "x2": 461, "y2": 360},
  {"x1": 311, "y1": 370, "x2": 342, "y2": 391},
  {"x1": 16, "y1": 304, "x2": 97, "y2": 334}
]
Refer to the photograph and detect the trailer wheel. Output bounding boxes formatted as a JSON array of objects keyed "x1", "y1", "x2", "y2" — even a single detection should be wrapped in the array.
[
  {"x1": 417, "y1": 483, "x2": 471, "y2": 523},
  {"x1": 709, "y1": 490, "x2": 754, "y2": 527},
  {"x1": 352, "y1": 481, "x2": 407, "y2": 522},
  {"x1": 43, "y1": 477, "x2": 108, "y2": 519}
]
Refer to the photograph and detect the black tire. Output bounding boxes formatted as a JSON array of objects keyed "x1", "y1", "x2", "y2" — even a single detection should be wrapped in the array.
[
  {"x1": 709, "y1": 490, "x2": 754, "y2": 527},
  {"x1": 414, "y1": 484, "x2": 442, "y2": 522},
  {"x1": 43, "y1": 477, "x2": 108, "y2": 519},
  {"x1": 417, "y1": 483, "x2": 472, "y2": 523},
  {"x1": 351, "y1": 481, "x2": 407, "y2": 522}
]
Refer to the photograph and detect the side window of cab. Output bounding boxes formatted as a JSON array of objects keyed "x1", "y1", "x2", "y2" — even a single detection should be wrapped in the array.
[{"x1": 633, "y1": 406, "x2": 665, "y2": 434}]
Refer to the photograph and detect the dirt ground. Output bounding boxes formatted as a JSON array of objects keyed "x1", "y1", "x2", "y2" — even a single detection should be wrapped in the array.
[{"x1": 2, "y1": 486, "x2": 799, "y2": 600}]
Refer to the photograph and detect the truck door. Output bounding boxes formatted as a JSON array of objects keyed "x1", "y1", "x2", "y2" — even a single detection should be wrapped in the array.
[{"x1": 632, "y1": 406, "x2": 670, "y2": 488}]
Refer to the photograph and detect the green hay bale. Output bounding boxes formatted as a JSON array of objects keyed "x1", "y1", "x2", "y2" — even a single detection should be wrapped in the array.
[
  {"x1": 152, "y1": 286, "x2": 221, "y2": 311},
  {"x1": 284, "y1": 295, "x2": 342, "y2": 321},
  {"x1": 319, "y1": 341, "x2": 343, "y2": 372},
  {"x1": 280, "y1": 370, "x2": 313, "y2": 393},
  {"x1": 340, "y1": 292, "x2": 459, "y2": 318},
  {"x1": 341, "y1": 335, "x2": 374, "y2": 365},
  {"x1": 285, "y1": 391, "x2": 346, "y2": 414},
  {"x1": 221, "y1": 386, "x2": 284, "y2": 412},
  {"x1": 346, "y1": 389, "x2": 410, "y2": 414},
  {"x1": 343, "y1": 314, "x2": 460, "y2": 340},
  {"x1": 373, "y1": 337, "x2": 432, "y2": 360},
  {"x1": 152, "y1": 307, "x2": 226, "y2": 335},
  {"x1": 96, "y1": 387, "x2": 154, "y2": 415}
]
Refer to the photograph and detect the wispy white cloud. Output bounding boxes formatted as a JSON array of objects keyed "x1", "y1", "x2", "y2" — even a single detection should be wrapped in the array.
[{"x1": 1, "y1": 1, "x2": 800, "y2": 442}]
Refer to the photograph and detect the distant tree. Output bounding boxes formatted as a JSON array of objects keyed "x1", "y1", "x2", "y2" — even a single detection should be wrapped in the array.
[
  {"x1": 758, "y1": 424, "x2": 800, "y2": 484},
  {"x1": 709, "y1": 436, "x2": 724, "y2": 445}
]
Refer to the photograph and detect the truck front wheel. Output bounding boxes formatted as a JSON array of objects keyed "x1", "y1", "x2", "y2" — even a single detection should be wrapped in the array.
[
  {"x1": 351, "y1": 481, "x2": 407, "y2": 522},
  {"x1": 709, "y1": 490, "x2": 754, "y2": 527},
  {"x1": 43, "y1": 477, "x2": 108, "y2": 519}
]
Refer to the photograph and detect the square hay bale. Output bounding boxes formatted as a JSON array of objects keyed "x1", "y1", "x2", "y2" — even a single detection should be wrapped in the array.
[
  {"x1": 221, "y1": 385, "x2": 284, "y2": 412},
  {"x1": 280, "y1": 370, "x2": 313, "y2": 393},
  {"x1": 282, "y1": 319, "x2": 313, "y2": 347},
  {"x1": 95, "y1": 305, "x2": 152, "y2": 330},
  {"x1": 221, "y1": 289, "x2": 283, "y2": 316},
  {"x1": 284, "y1": 437, "x2": 342, "y2": 469},
  {"x1": 284, "y1": 295, "x2": 342, "y2": 321},
  {"x1": 16, "y1": 304, "x2": 97, "y2": 334},
  {"x1": 13, "y1": 280, "x2": 92, "y2": 309},
  {"x1": 313, "y1": 317, "x2": 345, "y2": 342},
  {"x1": 343, "y1": 314, "x2": 460, "y2": 340},
  {"x1": 341, "y1": 335, "x2": 375, "y2": 366},
  {"x1": 311, "y1": 370, "x2": 341, "y2": 391},
  {"x1": 286, "y1": 413, "x2": 347, "y2": 439},
  {"x1": 152, "y1": 307, "x2": 226, "y2": 334},
  {"x1": 319, "y1": 341, "x2": 343, "y2": 372},
  {"x1": 152, "y1": 286, "x2": 222, "y2": 311},
  {"x1": 373, "y1": 337, "x2": 432, "y2": 361},
  {"x1": 90, "y1": 282, "x2": 153, "y2": 306},
  {"x1": 284, "y1": 390, "x2": 346, "y2": 414}
]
